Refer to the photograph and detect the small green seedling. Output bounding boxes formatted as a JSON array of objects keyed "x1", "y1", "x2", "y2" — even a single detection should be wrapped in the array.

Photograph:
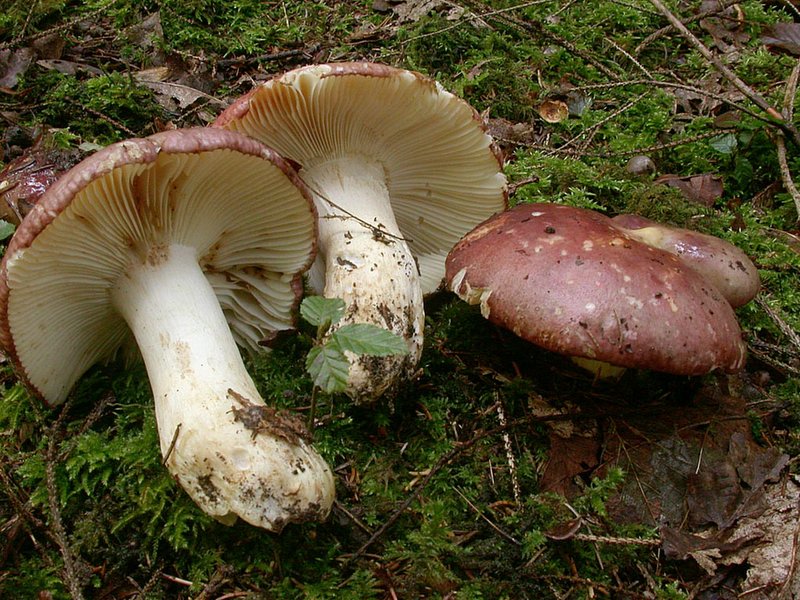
[
  {"x1": 300, "y1": 296, "x2": 409, "y2": 394},
  {"x1": 0, "y1": 220, "x2": 15, "y2": 240}
]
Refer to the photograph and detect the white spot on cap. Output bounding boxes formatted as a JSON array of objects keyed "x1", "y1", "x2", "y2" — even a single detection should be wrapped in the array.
[
  {"x1": 531, "y1": 211, "x2": 545, "y2": 217},
  {"x1": 582, "y1": 240, "x2": 593, "y2": 251},
  {"x1": 585, "y1": 302, "x2": 596, "y2": 312},
  {"x1": 627, "y1": 297, "x2": 643, "y2": 309}
]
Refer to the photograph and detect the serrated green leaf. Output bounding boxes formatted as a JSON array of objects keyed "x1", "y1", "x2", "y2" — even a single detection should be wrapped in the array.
[
  {"x1": 300, "y1": 296, "x2": 346, "y2": 328},
  {"x1": 709, "y1": 133, "x2": 736, "y2": 154},
  {"x1": 0, "y1": 220, "x2": 15, "y2": 240},
  {"x1": 331, "y1": 323, "x2": 409, "y2": 356},
  {"x1": 305, "y1": 343, "x2": 351, "y2": 393}
]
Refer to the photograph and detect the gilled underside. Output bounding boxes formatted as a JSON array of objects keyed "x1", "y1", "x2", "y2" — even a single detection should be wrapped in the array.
[
  {"x1": 1, "y1": 138, "x2": 334, "y2": 530},
  {"x1": 215, "y1": 63, "x2": 508, "y2": 398}
]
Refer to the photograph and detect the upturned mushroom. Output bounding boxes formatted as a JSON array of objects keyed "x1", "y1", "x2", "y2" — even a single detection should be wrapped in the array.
[
  {"x1": 445, "y1": 203, "x2": 748, "y2": 376},
  {"x1": 0, "y1": 128, "x2": 334, "y2": 531},
  {"x1": 610, "y1": 213, "x2": 759, "y2": 308},
  {"x1": 214, "y1": 62, "x2": 507, "y2": 400}
]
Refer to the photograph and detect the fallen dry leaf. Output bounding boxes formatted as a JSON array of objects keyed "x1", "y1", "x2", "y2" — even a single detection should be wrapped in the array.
[
  {"x1": 655, "y1": 173, "x2": 724, "y2": 206},
  {"x1": 390, "y1": 0, "x2": 448, "y2": 22},
  {"x1": 722, "y1": 477, "x2": 800, "y2": 598},
  {"x1": 136, "y1": 79, "x2": 224, "y2": 112},
  {"x1": 762, "y1": 22, "x2": 800, "y2": 57},
  {"x1": 539, "y1": 434, "x2": 600, "y2": 496},
  {"x1": 0, "y1": 48, "x2": 34, "y2": 89},
  {"x1": 36, "y1": 59, "x2": 102, "y2": 77}
]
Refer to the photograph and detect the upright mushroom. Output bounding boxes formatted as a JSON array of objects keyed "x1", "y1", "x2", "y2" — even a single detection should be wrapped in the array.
[
  {"x1": 214, "y1": 62, "x2": 507, "y2": 400},
  {"x1": 446, "y1": 203, "x2": 748, "y2": 376},
  {"x1": 0, "y1": 128, "x2": 334, "y2": 531}
]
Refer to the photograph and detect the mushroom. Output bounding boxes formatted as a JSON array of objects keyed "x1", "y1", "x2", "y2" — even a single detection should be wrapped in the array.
[
  {"x1": 213, "y1": 62, "x2": 507, "y2": 400},
  {"x1": 0, "y1": 128, "x2": 334, "y2": 531},
  {"x1": 610, "y1": 213, "x2": 759, "y2": 308},
  {"x1": 445, "y1": 203, "x2": 747, "y2": 376}
]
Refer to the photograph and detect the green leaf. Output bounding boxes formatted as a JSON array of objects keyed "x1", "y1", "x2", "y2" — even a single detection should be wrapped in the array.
[
  {"x1": 0, "y1": 220, "x2": 15, "y2": 240},
  {"x1": 709, "y1": 133, "x2": 736, "y2": 154},
  {"x1": 331, "y1": 323, "x2": 409, "y2": 357},
  {"x1": 300, "y1": 296, "x2": 346, "y2": 329},
  {"x1": 305, "y1": 343, "x2": 351, "y2": 393}
]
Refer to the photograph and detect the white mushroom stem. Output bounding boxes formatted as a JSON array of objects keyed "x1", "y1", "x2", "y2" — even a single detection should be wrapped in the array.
[
  {"x1": 110, "y1": 243, "x2": 334, "y2": 531},
  {"x1": 304, "y1": 156, "x2": 424, "y2": 400}
]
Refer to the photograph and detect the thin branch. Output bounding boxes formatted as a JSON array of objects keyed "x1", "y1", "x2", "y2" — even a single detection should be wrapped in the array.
[
  {"x1": 573, "y1": 78, "x2": 770, "y2": 125},
  {"x1": 756, "y1": 295, "x2": 800, "y2": 352},
  {"x1": 459, "y1": 0, "x2": 624, "y2": 80},
  {"x1": 635, "y1": 0, "x2": 744, "y2": 54},
  {"x1": 45, "y1": 397, "x2": 85, "y2": 600},
  {"x1": 647, "y1": 0, "x2": 799, "y2": 145},
  {"x1": 556, "y1": 90, "x2": 650, "y2": 154},
  {"x1": 775, "y1": 60, "x2": 800, "y2": 221},
  {"x1": 501, "y1": 129, "x2": 723, "y2": 159},
  {"x1": 2, "y1": 0, "x2": 117, "y2": 50}
]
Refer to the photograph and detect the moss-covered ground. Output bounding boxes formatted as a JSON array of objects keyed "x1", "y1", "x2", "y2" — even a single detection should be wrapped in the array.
[{"x1": 2, "y1": 1, "x2": 800, "y2": 598}]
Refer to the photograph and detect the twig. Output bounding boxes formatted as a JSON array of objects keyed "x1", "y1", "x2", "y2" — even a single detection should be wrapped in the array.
[
  {"x1": 67, "y1": 100, "x2": 138, "y2": 137},
  {"x1": 45, "y1": 397, "x2": 85, "y2": 600},
  {"x1": 556, "y1": 91, "x2": 650, "y2": 153},
  {"x1": 452, "y1": 486, "x2": 520, "y2": 545},
  {"x1": 216, "y1": 45, "x2": 321, "y2": 68},
  {"x1": 500, "y1": 129, "x2": 723, "y2": 158},
  {"x1": 755, "y1": 296, "x2": 800, "y2": 352},
  {"x1": 161, "y1": 424, "x2": 181, "y2": 466},
  {"x1": 775, "y1": 60, "x2": 800, "y2": 221},
  {"x1": 2, "y1": 0, "x2": 118, "y2": 50},
  {"x1": 459, "y1": 0, "x2": 623, "y2": 80},
  {"x1": 604, "y1": 37, "x2": 653, "y2": 79},
  {"x1": 572, "y1": 532, "x2": 660, "y2": 546},
  {"x1": 348, "y1": 407, "x2": 619, "y2": 560},
  {"x1": 635, "y1": 0, "x2": 744, "y2": 54},
  {"x1": 528, "y1": 573, "x2": 649, "y2": 599},
  {"x1": 572, "y1": 78, "x2": 772, "y2": 125},
  {"x1": 779, "y1": 0, "x2": 800, "y2": 21},
  {"x1": 647, "y1": 0, "x2": 798, "y2": 145},
  {"x1": 333, "y1": 500, "x2": 374, "y2": 537},
  {"x1": 495, "y1": 396, "x2": 520, "y2": 506}
]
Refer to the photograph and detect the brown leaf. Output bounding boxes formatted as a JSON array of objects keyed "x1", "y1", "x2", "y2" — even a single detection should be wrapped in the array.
[
  {"x1": 655, "y1": 173, "x2": 724, "y2": 207},
  {"x1": 686, "y1": 456, "x2": 746, "y2": 528},
  {"x1": 136, "y1": 79, "x2": 224, "y2": 112},
  {"x1": 728, "y1": 431, "x2": 789, "y2": 490},
  {"x1": 0, "y1": 48, "x2": 35, "y2": 89},
  {"x1": 661, "y1": 525, "x2": 762, "y2": 575},
  {"x1": 721, "y1": 477, "x2": 800, "y2": 598},
  {"x1": 36, "y1": 59, "x2": 103, "y2": 77},
  {"x1": 545, "y1": 517, "x2": 583, "y2": 541},
  {"x1": 762, "y1": 22, "x2": 800, "y2": 57},
  {"x1": 390, "y1": 0, "x2": 448, "y2": 22},
  {"x1": 540, "y1": 434, "x2": 600, "y2": 496}
]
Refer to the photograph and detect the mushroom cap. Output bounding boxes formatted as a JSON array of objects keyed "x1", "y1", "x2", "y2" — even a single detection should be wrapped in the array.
[
  {"x1": 0, "y1": 127, "x2": 318, "y2": 404},
  {"x1": 445, "y1": 203, "x2": 747, "y2": 375},
  {"x1": 610, "y1": 213, "x2": 759, "y2": 308},
  {"x1": 213, "y1": 61, "x2": 508, "y2": 293}
]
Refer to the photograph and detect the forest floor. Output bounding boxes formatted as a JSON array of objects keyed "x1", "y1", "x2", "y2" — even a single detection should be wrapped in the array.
[{"x1": 2, "y1": 1, "x2": 800, "y2": 598}]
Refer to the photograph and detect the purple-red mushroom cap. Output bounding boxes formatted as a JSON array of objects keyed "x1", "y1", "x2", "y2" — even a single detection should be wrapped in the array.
[
  {"x1": 0, "y1": 127, "x2": 334, "y2": 531},
  {"x1": 445, "y1": 203, "x2": 748, "y2": 376},
  {"x1": 610, "y1": 213, "x2": 759, "y2": 308}
]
